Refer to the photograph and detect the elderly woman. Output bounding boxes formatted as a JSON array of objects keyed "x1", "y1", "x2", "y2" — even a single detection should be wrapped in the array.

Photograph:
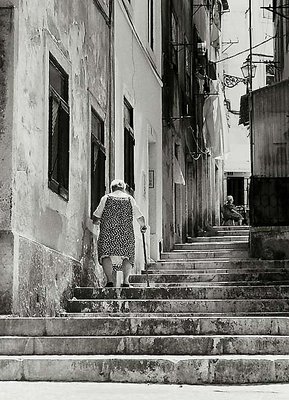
[
  {"x1": 93, "y1": 179, "x2": 147, "y2": 287},
  {"x1": 222, "y1": 195, "x2": 244, "y2": 226}
]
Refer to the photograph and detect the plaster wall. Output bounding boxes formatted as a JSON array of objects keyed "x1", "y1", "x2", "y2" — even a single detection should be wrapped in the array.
[
  {"x1": 114, "y1": 0, "x2": 163, "y2": 264},
  {"x1": 0, "y1": 5, "x2": 16, "y2": 313},
  {"x1": 0, "y1": 0, "x2": 112, "y2": 315}
]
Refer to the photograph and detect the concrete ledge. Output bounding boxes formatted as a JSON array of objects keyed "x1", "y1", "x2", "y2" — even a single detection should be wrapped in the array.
[
  {"x1": 67, "y1": 298, "x2": 289, "y2": 314},
  {"x1": 1, "y1": 355, "x2": 289, "y2": 384},
  {"x1": 3, "y1": 316, "x2": 289, "y2": 336},
  {"x1": 4, "y1": 335, "x2": 289, "y2": 356},
  {"x1": 74, "y1": 285, "x2": 289, "y2": 300},
  {"x1": 250, "y1": 226, "x2": 289, "y2": 260}
]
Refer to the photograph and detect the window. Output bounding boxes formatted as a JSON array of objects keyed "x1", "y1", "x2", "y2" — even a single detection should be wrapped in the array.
[
  {"x1": 266, "y1": 63, "x2": 275, "y2": 85},
  {"x1": 124, "y1": 99, "x2": 135, "y2": 193},
  {"x1": 148, "y1": 0, "x2": 154, "y2": 50},
  {"x1": 171, "y1": 11, "x2": 178, "y2": 69},
  {"x1": 48, "y1": 54, "x2": 70, "y2": 200},
  {"x1": 184, "y1": 37, "x2": 192, "y2": 98},
  {"x1": 91, "y1": 109, "x2": 106, "y2": 217}
]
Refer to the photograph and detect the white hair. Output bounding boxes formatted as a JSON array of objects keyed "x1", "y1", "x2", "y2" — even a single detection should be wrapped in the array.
[{"x1": 110, "y1": 179, "x2": 125, "y2": 191}]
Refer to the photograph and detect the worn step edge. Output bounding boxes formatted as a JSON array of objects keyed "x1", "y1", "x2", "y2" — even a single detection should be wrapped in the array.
[
  {"x1": 175, "y1": 243, "x2": 248, "y2": 248},
  {"x1": 74, "y1": 285, "x2": 289, "y2": 300},
  {"x1": 67, "y1": 298, "x2": 289, "y2": 314},
  {"x1": 190, "y1": 237, "x2": 249, "y2": 242},
  {"x1": 129, "y1": 281, "x2": 289, "y2": 287},
  {"x1": 2, "y1": 316, "x2": 289, "y2": 336},
  {"x1": 4, "y1": 335, "x2": 289, "y2": 356},
  {"x1": 63, "y1": 312, "x2": 289, "y2": 317},
  {"x1": 143, "y1": 270, "x2": 289, "y2": 276},
  {"x1": 143, "y1": 269, "x2": 289, "y2": 274},
  {"x1": 130, "y1": 274, "x2": 289, "y2": 283},
  {"x1": 1, "y1": 354, "x2": 289, "y2": 384}
]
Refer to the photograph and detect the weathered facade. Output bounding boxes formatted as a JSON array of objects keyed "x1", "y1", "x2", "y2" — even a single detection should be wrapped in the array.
[
  {"x1": 113, "y1": 0, "x2": 163, "y2": 265},
  {"x1": 249, "y1": 1, "x2": 289, "y2": 259},
  {"x1": 162, "y1": 0, "x2": 228, "y2": 251},
  {"x1": 0, "y1": 0, "x2": 113, "y2": 315}
]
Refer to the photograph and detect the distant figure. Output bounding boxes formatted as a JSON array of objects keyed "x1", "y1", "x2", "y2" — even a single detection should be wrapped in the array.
[
  {"x1": 93, "y1": 179, "x2": 147, "y2": 288},
  {"x1": 222, "y1": 195, "x2": 244, "y2": 226}
]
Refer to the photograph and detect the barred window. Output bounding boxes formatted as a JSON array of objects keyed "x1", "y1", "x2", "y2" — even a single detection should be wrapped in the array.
[
  {"x1": 91, "y1": 109, "x2": 106, "y2": 217},
  {"x1": 124, "y1": 99, "x2": 135, "y2": 193},
  {"x1": 48, "y1": 54, "x2": 70, "y2": 200}
]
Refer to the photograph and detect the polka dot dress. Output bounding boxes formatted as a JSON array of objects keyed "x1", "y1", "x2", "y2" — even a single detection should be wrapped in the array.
[{"x1": 98, "y1": 195, "x2": 135, "y2": 271}]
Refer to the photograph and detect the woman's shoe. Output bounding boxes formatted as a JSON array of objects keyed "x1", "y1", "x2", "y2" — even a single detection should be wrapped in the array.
[{"x1": 105, "y1": 282, "x2": 113, "y2": 288}]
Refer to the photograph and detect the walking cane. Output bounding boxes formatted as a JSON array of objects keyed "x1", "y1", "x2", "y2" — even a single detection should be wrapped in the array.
[{"x1": 142, "y1": 232, "x2": 150, "y2": 288}]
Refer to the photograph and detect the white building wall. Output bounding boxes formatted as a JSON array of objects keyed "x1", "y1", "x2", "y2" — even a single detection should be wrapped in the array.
[{"x1": 114, "y1": 0, "x2": 163, "y2": 267}]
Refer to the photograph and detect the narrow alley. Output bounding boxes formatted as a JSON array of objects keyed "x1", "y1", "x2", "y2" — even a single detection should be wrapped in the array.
[{"x1": 1, "y1": 0, "x2": 289, "y2": 394}]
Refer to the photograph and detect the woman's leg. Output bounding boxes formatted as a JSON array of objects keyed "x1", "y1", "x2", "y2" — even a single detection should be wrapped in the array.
[
  {"x1": 102, "y1": 257, "x2": 113, "y2": 284},
  {"x1": 122, "y1": 259, "x2": 132, "y2": 285}
]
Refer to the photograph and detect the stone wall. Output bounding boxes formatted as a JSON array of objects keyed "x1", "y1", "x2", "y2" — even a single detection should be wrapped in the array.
[
  {"x1": 0, "y1": 7, "x2": 14, "y2": 313},
  {"x1": 250, "y1": 226, "x2": 289, "y2": 260},
  {"x1": 0, "y1": 0, "x2": 112, "y2": 316}
]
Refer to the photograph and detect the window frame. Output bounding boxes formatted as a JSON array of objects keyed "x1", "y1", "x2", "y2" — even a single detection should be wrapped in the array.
[
  {"x1": 90, "y1": 108, "x2": 106, "y2": 217},
  {"x1": 123, "y1": 99, "x2": 135, "y2": 194},
  {"x1": 170, "y1": 10, "x2": 178, "y2": 70},
  {"x1": 48, "y1": 54, "x2": 70, "y2": 201},
  {"x1": 148, "y1": 0, "x2": 154, "y2": 51}
]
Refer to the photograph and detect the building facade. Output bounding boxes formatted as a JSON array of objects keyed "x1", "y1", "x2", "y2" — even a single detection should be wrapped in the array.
[
  {"x1": 0, "y1": 0, "x2": 230, "y2": 316},
  {"x1": 113, "y1": 0, "x2": 163, "y2": 265},
  {"x1": 161, "y1": 0, "x2": 229, "y2": 251},
  {"x1": 0, "y1": 0, "x2": 113, "y2": 315}
]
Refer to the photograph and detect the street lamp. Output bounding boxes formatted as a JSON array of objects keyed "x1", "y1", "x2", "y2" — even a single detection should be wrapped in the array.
[{"x1": 241, "y1": 58, "x2": 257, "y2": 81}]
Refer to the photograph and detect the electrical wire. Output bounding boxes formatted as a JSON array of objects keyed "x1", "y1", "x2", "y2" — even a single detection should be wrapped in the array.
[{"x1": 216, "y1": 35, "x2": 277, "y2": 63}]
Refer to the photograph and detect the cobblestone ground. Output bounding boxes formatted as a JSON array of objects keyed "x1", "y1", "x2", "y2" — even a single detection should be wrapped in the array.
[{"x1": 1, "y1": 382, "x2": 289, "y2": 400}]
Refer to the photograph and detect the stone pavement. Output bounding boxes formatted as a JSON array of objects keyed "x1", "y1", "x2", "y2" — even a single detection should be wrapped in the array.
[{"x1": 1, "y1": 382, "x2": 289, "y2": 400}]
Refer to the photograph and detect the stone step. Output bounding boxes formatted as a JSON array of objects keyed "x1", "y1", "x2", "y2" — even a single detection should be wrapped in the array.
[
  {"x1": 175, "y1": 242, "x2": 248, "y2": 250},
  {"x1": 144, "y1": 269, "x2": 289, "y2": 275},
  {"x1": 67, "y1": 298, "x2": 289, "y2": 314},
  {"x1": 190, "y1": 236, "x2": 249, "y2": 242},
  {"x1": 3, "y1": 335, "x2": 289, "y2": 356},
  {"x1": 129, "y1": 280, "x2": 289, "y2": 287},
  {"x1": 130, "y1": 271, "x2": 289, "y2": 284},
  {"x1": 213, "y1": 226, "x2": 250, "y2": 231},
  {"x1": 150, "y1": 260, "x2": 289, "y2": 270},
  {"x1": 64, "y1": 311, "x2": 289, "y2": 317},
  {"x1": 215, "y1": 230, "x2": 249, "y2": 236},
  {"x1": 0, "y1": 314, "x2": 289, "y2": 337},
  {"x1": 2, "y1": 316, "x2": 289, "y2": 336},
  {"x1": 74, "y1": 285, "x2": 289, "y2": 300},
  {"x1": 161, "y1": 250, "x2": 249, "y2": 260},
  {"x1": 1, "y1": 354, "x2": 289, "y2": 384}
]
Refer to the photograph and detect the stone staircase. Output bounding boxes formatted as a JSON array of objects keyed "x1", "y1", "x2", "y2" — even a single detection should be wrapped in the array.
[{"x1": 2, "y1": 225, "x2": 289, "y2": 383}]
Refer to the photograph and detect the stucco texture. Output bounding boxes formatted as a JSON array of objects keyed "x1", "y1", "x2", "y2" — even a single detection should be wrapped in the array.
[{"x1": 0, "y1": 0, "x2": 111, "y2": 314}]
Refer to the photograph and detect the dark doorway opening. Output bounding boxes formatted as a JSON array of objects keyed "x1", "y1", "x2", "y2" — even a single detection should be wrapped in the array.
[{"x1": 227, "y1": 177, "x2": 244, "y2": 206}]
